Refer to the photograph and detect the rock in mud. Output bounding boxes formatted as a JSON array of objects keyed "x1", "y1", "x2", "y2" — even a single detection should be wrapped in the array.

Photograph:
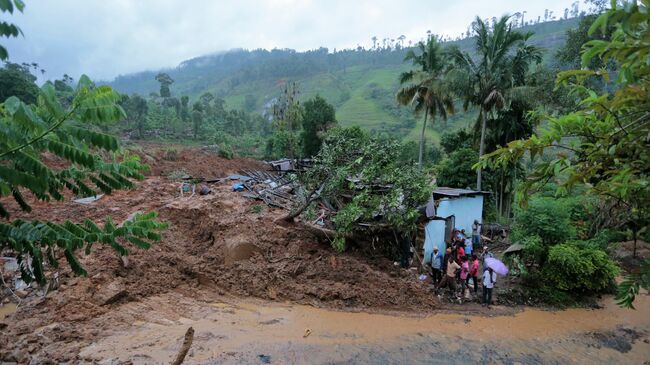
[
  {"x1": 224, "y1": 235, "x2": 260, "y2": 265},
  {"x1": 94, "y1": 280, "x2": 128, "y2": 306}
]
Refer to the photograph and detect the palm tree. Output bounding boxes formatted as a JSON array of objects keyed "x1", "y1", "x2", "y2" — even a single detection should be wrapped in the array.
[
  {"x1": 447, "y1": 15, "x2": 542, "y2": 190},
  {"x1": 397, "y1": 37, "x2": 454, "y2": 167}
]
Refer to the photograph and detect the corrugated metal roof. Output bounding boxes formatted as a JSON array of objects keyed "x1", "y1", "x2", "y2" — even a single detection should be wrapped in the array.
[{"x1": 432, "y1": 187, "x2": 488, "y2": 197}]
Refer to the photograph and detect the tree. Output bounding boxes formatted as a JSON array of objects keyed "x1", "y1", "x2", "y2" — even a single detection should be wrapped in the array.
[
  {"x1": 180, "y1": 95, "x2": 190, "y2": 123},
  {"x1": 556, "y1": 14, "x2": 609, "y2": 69},
  {"x1": 397, "y1": 36, "x2": 454, "y2": 167},
  {"x1": 301, "y1": 95, "x2": 336, "y2": 157},
  {"x1": 120, "y1": 94, "x2": 148, "y2": 138},
  {"x1": 371, "y1": 36, "x2": 377, "y2": 49},
  {"x1": 0, "y1": 76, "x2": 167, "y2": 284},
  {"x1": 192, "y1": 101, "x2": 203, "y2": 139},
  {"x1": 481, "y1": 1, "x2": 650, "y2": 308},
  {"x1": 296, "y1": 127, "x2": 431, "y2": 251},
  {"x1": 155, "y1": 73, "x2": 174, "y2": 98},
  {"x1": 448, "y1": 15, "x2": 542, "y2": 190},
  {"x1": 0, "y1": 62, "x2": 40, "y2": 103},
  {"x1": 436, "y1": 147, "x2": 477, "y2": 189}
]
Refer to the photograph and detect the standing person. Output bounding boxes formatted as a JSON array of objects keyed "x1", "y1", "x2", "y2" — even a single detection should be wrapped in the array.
[
  {"x1": 443, "y1": 247, "x2": 452, "y2": 274},
  {"x1": 472, "y1": 220, "x2": 481, "y2": 250},
  {"x1": 430, "y1": 247, "x2": 443, "y2": 284},
  {"x1": 469, "y1": 254, "x2": 480, "y2": 296},
  {"x1": 459, "y1": 256, "x2": 470, "y2": 296},
  {"x1": 436, "y1": 256, "x2": 460, "y2": 295},
  {"x1": 456, "y1": 242, "x2": 465, "y2": 263},
  {"x1": 482, "y1": 267, "x2": 497, "y2": 308},
  {"x1": 464, "y1": 235, "x2": 473, "y2": 256}
]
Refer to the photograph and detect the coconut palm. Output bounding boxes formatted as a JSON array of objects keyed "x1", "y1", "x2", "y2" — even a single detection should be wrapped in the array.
[
  {"x1": 447, "y1": 15, "x2": 542, "y2": 190},
  {"x1": 397, "y1": 36, "x2": 454, "y2": 167}
]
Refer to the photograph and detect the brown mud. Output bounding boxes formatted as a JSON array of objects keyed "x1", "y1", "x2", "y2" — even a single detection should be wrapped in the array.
[
  {"x1": 0, "y1": 146, "x2": 438, "y2": 362},
  {"x1": 80, "y1": 292, "x2": 650, "y2": 364}
]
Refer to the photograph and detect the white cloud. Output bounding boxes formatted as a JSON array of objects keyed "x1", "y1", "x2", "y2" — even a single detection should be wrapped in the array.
[{"x1": 3, "y1": 0, "x2": 573, "y2": 81}]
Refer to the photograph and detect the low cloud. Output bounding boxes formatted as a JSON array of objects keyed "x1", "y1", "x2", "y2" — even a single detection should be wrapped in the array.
[{"x1": 3, "y1": 0, "x2": 571, "y2": 81}]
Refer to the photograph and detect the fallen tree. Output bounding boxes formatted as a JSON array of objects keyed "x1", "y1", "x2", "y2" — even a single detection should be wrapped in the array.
[{"x1": 291, "y1": 127, "x2": 432, "y2": 251}]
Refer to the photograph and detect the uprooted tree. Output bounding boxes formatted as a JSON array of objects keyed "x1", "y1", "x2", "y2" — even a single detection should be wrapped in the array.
[
  {"x1": 479, "y1": 0, "x2": 649, "y2": 308},
  {"x1": 286, "y1": 127, "x2": 432, "y2": 252},
  {"x1": 0, "y1": 76, "x2": 167, "y2": 285}
]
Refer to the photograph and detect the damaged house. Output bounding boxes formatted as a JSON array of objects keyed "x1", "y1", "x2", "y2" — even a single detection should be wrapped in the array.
[{"x1": 423, "y1": 187, "x2": 488, "y2": 264}]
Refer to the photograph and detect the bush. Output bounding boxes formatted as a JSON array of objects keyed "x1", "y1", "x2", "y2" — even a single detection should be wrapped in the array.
[
  {"x1": 511, "y1": 197, "x2": 577, "y2": 246},
  {"x1": 543, "y1": 242, "x2": 619, "y2": 293},
  {"x1": 218, "y1": 143, "x2": 234, "y2": 159}
]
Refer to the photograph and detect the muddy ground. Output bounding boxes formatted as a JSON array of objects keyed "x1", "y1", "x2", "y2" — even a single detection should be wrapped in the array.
[{"x1": 0, "y1": 146, "x2": 439, "y2": 363}]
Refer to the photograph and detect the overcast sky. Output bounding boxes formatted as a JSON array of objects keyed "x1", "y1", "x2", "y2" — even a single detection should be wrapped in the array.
[{"x1": 4, "y1": 0, "x2": 573, "y2": 81}]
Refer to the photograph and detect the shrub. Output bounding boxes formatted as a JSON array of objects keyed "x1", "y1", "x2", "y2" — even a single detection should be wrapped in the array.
[
  {"x1": 218, "y1": 143, "x2": 234, "y2": 159},
  {"x1": 511, "y1": 197, "x2": 576, "y2": 246},
  {"x1": 543, "y1": 242, "x2": 619, "y2": 293},
  {"x1": 163, "y1": 147, "x2": 178, "y2": 161}
]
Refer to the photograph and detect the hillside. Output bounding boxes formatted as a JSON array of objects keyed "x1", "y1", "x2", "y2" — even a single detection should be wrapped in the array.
[{"x1": 108, "y1": 18, "x2": 579, "y2": 144}]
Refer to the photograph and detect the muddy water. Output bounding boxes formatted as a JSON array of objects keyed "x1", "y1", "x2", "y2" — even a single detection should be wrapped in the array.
[{"x1": 81, "y1": 293, "x2": 650, "y2": 365}]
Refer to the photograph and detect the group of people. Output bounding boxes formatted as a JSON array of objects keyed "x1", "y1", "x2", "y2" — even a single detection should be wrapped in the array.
[{"x1": 428, "y1": 220, "x2": 497, "y2": 307}]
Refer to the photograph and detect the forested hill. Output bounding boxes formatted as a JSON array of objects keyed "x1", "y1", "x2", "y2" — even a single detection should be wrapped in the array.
[{"x1": 107, "y1": 17, "x2": 579, "y2": 142}]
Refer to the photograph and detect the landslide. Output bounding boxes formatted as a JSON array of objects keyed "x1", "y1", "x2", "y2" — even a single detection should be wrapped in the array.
[{"x1": 0, "y1": 145, "x2": 435, "y2": 362}]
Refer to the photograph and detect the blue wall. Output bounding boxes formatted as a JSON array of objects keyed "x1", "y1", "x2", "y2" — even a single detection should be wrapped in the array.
[{"x1": 423, "y1": 195, "x2": 483, "y2": 264}]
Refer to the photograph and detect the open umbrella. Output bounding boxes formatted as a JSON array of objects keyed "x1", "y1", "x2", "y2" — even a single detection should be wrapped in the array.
[{"x1": 485, "y1": 257, "x2": 509, "y2": 276}]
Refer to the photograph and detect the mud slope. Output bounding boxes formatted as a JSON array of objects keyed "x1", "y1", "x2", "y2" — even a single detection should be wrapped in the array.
[{"x1": 0, "y1": 147, "x2": 435, "y2": 362}]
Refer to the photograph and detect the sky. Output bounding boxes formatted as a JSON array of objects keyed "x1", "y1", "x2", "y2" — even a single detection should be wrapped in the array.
[{"x1": 3, "y1": 0, "x2": 574, "y2": 81}]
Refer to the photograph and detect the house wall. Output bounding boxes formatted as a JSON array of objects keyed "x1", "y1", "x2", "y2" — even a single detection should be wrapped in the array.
[{"x1": 423, "y1": 195, "x2": 484, "y2": 264}]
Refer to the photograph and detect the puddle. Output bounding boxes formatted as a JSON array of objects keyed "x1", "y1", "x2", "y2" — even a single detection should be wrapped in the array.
[
  {"x1": 80, "y1": 294, "x2": 650, "y2": 364},
  {"x1": 0, "y1": 303, "x2": 18, "y2": 320}
]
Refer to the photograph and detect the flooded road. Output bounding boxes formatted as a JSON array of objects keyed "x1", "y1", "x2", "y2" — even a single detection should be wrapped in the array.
[{"x1": 80, "y1": 293, "x2": 650, "y2": 364}]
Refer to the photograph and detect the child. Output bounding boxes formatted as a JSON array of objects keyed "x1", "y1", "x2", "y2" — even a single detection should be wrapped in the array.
[{"x1": 459, "y1": 256, "x2": 470, "y2": 295}]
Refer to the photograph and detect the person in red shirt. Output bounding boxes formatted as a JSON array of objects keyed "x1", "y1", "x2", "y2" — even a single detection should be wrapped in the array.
[
  {"x1": 469, "y1": 253, "x2": 480, "y2": 295},
  {"x1": 456, "y1": 244, "x2": 465, "y2": 262}
]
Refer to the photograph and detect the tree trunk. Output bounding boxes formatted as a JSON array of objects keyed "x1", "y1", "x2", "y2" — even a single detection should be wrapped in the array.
[
  {"x1": 418, "y1": 109, "x2": 429, "y2": 167},
  {"x1": 477, "y1": 108, "x2": 487, "y2": 191},
  {"x1": 280, "y1": 181, "x2": 327, "y2": 222}
]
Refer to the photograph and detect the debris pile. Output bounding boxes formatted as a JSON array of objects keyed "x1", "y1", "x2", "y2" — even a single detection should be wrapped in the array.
[{"x1": 0, "y1": 146, "x2": 438, "y2": 362}]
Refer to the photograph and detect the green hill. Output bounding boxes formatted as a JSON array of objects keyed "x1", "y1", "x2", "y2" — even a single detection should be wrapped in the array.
[{"x1": 107, "y1": 17, "x2": 579, "y2": 144}]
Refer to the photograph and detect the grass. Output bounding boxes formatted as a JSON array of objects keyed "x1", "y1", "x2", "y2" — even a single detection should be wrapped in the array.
[{"x1": 108, "y1": 18, "x2": 579, "y2": 143}]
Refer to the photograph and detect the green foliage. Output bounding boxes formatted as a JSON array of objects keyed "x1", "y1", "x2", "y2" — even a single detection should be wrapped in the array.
[
  {"x1": 511, "y1": 197, "x2": 577, "y2": 246},
  {"x1": 0, "y1": 75, "x2": 167, "y2": 284},
  {"x1": 448, "y1": 15, "x2": 543, "y2": 190},
  {"x1": 2, "y1": 212, "x2": 167, "y2": 285},
  {"x1": 303, "y1": 127, "x2": 431, "y2": 251},
  {"x1": 217, "y1": 142, "x2": 234, "y2": 159},
  {"x1": 481, "y1": 1, "x2": 649, "y2": 306},
  {"x1": 397, "y1": 36, "x2": 454, "y2": 166},
  {"x1": 544, "y1": 242, "x2": 618, "y2": 292},
  {"x1": 0, "y1": 62, "x2": 39, "y2": 103},
  {"x1": 440, "y1": 129, "x2": 472, "y2": 154},
  {"x1": 119, "y1": 94, "x2": 148, "y2": 138},
  {"x1": 301, "y1": 95, "x2": 336, "y2": 157},
  {"x1": 0, "y1": 0, "x2": 24, "y2": 60},
  {"x1": 435, "y1": 147, "x2": 476, "y2": 189},
  {"x1": 616, "y1": 259, "x2": 650, "y2": 309},
  {"x1": 155, "y1": 73, "x2": 174, "y2": 98}
]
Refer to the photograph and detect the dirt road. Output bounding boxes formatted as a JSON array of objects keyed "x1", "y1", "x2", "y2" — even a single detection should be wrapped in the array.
[{"x1": 78, "y1": 291, "x2": 650, "y2": 365}]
